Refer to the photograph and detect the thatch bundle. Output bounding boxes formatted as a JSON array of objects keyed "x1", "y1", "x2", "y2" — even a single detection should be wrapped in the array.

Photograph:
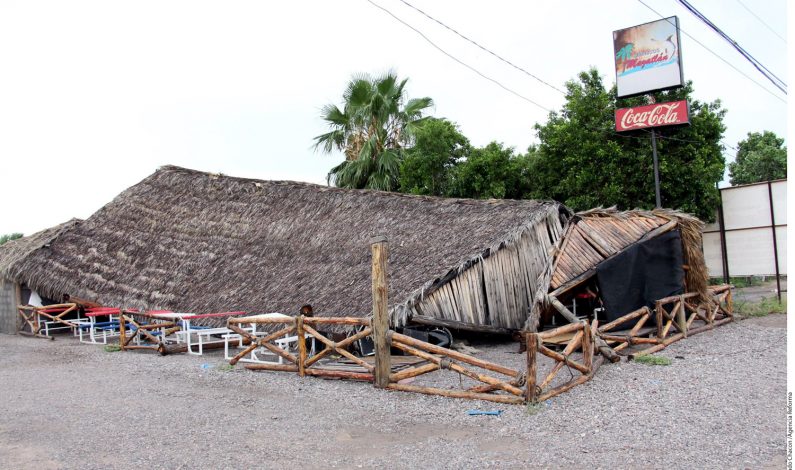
[{"x1": 6, "y1": 166, "x2": 567, "y2": 330}]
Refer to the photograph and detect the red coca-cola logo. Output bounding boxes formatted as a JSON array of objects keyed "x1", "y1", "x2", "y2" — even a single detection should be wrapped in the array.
[{"x1": 615, "y1": 100, "x2": 689, "y2": 132}]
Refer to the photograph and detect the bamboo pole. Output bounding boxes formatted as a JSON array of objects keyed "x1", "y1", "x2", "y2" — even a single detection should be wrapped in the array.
[
  {"x1": 371, "y1": 235, "x2": 391, "y2": 388},
  {"x1": 387, "y1": 383, "x2": 525, "y2": 405},
  {"x1": 525, "y1": 333, "x2": 538, "y2": 403},
  {"x1": 537, "y1": 344, "x2": 590, "y2": 375},
  {"x1": 391, "y1": 332, "x2": 519, "y2": 378},
  {"x1": 392, "y1": 341, "x2": 524, "y2": 397},
  {"x1": 297, "y1": 315, "x2": 306, "y2": 377}
]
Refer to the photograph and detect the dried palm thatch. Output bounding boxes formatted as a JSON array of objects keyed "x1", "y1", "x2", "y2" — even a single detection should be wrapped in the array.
[
  {"x1": 525, "y1": 207, "x2": 711, "y2": 330},
  {"x1": 0, "y1": 219, "x2": 82, "y2": 282},
  {"x1": 6, "y1": 166, "x2": 568, "y2": 331}
]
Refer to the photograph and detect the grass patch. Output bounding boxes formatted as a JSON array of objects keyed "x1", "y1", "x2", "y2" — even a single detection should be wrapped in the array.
[
  {"x1": 709, "y1": 276, "x2": 764, "y2": 288},
  {"x1": 216, "y1": 364, "x2": 235, "y2": 372},
  {"x1": 525, "y1": 402, "x2": 545, "y2": 415},
  {"x1": 103, "y1": 344, "x2": 122, "y2": 352},
  {"x1": 633, "y1": 355, "x2": 672, "y2": 366},
  {"x1": 739, "y1": 296, "x2": 787, "y2": 317}
]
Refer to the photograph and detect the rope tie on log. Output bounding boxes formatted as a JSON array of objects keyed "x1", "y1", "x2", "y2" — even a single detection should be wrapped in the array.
[
  {"x1": 561, "y1": 353, "x2": 575, "y2": 381},
  {"x1": 439, "y1": 358, "x2": 453, "y2": 370},
  {"x1": 515, "y1": 372, "x2": 527, "y2": 387}
]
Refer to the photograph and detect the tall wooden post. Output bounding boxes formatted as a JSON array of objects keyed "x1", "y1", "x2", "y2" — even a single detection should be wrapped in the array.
[
  {"x1": 525, "y1": 333, "x2": 538, "y2": 403},
  {"x1": 370, "y1": 235, "x2": 391, "y2": 388}
]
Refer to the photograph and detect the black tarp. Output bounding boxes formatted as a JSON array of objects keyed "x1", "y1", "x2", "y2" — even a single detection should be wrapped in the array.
[{"x1": 595, "y1": 230, "x2": 684, "y2": 323}]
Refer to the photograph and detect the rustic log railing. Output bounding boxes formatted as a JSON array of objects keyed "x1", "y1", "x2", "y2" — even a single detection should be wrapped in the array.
[
  {"x1": 118, "y1": 311, "x2": 179, "y2": 353},
  {"x1": 227, "y1": 315, "x2": 377, "y2": 381},
  {"x1": 16, "y1": 303, "x2": 79, "y2": 339},
  {"x1": 525, "y1": 320, "x2": 601, "y2": 403}
]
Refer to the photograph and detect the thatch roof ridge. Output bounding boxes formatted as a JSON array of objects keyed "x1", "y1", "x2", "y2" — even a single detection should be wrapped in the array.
[
  {"x1": 0, "y1": 219, "x2": 82, "y2": 281},
  {"x1": 156, "y1": 164, "x2": 558, "y2": 208}
]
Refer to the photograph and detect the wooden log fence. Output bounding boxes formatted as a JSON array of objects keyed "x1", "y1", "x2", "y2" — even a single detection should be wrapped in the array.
[{"x1": 16, "y1": 303, "x2": 79, "y2": 339}]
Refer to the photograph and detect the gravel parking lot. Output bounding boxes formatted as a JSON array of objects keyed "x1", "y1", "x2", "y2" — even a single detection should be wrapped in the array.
[{"x1": 0, "y1": 310, "x2": 786, "y2": 470}]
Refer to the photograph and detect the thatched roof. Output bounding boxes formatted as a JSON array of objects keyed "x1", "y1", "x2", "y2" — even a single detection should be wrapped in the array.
[
  {"x1": 0, "y1": 219, "x2": 81, "y2": 281},
  {"x1": 526, "y1": 207, "x2": 710, "y2": 330},
  {"x1": 8, "y1": 165, "x2": 565, "y2": 328}
]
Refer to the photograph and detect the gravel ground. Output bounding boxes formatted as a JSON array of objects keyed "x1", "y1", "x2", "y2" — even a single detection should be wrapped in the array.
[{"x1": 0, "y1": 313, "x2": 786, "y2": 469}]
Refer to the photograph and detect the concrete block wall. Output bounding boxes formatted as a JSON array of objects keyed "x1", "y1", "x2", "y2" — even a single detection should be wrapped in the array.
[{"x1": 0, "y1": 277, "x2": 18, "y2": 334}]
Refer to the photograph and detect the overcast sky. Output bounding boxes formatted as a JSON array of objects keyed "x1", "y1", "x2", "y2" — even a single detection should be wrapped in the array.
[{"x1": 0, "y1": 0, "x2": 789, "y2": 236}]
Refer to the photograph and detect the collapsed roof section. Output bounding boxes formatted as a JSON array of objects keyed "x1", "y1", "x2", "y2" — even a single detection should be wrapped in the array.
[{"x1": 6, "y1": 165, "x2": 568, "y2": 331}]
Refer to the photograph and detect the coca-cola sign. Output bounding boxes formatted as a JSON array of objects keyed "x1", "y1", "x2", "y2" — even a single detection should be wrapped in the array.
[{"x1": 615, "y1": 100, "x2": 690, "y2": 132}]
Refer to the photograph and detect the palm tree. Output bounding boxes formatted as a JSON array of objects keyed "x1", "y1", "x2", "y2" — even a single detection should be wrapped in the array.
[{"x1": 314, "y1": 72, "x2": 433, "y2": 191}]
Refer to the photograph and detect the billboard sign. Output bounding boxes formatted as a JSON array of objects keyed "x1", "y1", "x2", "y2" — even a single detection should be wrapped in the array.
[
  {"x1": 615, "y1": 100, "x2": 690, "y2": 132},
  {"x1": 614, "y1": 17, "x2": 684, "y2": 98}
]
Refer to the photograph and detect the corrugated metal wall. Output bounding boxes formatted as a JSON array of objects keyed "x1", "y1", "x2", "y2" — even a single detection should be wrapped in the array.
[{"x1": 703, "y1": 180, "x2": 787, "y2": 277}]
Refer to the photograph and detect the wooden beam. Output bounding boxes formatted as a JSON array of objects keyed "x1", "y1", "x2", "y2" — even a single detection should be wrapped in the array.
[{"x1": 409, "y1": 315, "x2": 515, "y2": 336}]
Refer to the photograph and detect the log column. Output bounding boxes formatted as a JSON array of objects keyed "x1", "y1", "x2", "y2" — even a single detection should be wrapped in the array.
[
  {"x1": 371, "y1": 235, "x2": 391, "y2": 388},
  {"x1": 525, "y1": 333, "x2": 538, "y2": 403}
]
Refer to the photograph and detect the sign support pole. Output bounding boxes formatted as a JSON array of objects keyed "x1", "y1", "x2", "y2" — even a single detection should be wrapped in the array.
[{"x1": 651, "y1": 129, "x2": 662, "y2": 208}]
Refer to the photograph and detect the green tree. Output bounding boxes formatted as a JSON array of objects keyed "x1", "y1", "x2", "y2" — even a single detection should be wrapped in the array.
[
  {"x1": 0, "y1": 233, "x2": 23, "y2": 245},
  {"x1": 314, "y1": 71, "x2": 433, "y2": 191},
  {"x1": 399, "y1": 118, "x2": 470, "y2": 196},
  {"x1": 448, "y1": 142, "x2": 532, "y2": 199},
  {"x1": 530, "y1": 68, "x2": 726, "y2": 221},
  {"x1": 728, "y1": 131, "x2": 787, "y2": 185}
]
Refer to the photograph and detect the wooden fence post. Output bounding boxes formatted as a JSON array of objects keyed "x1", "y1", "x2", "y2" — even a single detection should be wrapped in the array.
[
  {"x1": 371, "y1": 235, "x2": 391, "y2": 388},
  {"x1": 582, "y1": 322, "x2": 593, "y2": 373},
  {"x1": 677, "y1": 296, "x2": 688, "y2": 338},
  {"x1": 296, "y1": 315, "x2": 306, "y2": 377},
  {"x1": 655, "y1": 300, "x2": 664, "y2": 339},
  {"x1": 525, "y1": 333, "x2": 538, "y2": 403}
]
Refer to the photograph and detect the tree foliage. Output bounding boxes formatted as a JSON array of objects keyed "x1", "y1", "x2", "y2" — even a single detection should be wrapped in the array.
[
  {"x1": 728, "y1": 131, "x2": 787, "y2": 185},
  {"x1": 529, "y1": 68, "x2": 726, "y2": 221},
  {"x1": 399, "y1": 118, "x2": 470, "y2": 196},
  {"x1": 314, "y1": 71, "x2": 433, "y2": 191},
  {"x1": 0, "y1": 233, "x2": 23, "y2": 246},
  {"x1": 448, "y1": 142, "x2": 532, "y2": 199}
]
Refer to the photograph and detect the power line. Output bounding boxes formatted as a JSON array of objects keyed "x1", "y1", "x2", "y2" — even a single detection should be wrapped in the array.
[
  {"x1": 635, "y1": 0, "x2": 786, "y2": 104},
  {"x1": 368, "y1": 0, "x2": 718, "y2": 147},
  {"x1": 676, "y1": 0, "x2": 786, "y2": 93},
  {"x1": 734, "y1": 0, "x2": 787, "y2": 44},
  {"x1": 396, "y1": 0, "x2": 566, "y2": 95},
  {"x1": 365, "y1": 0, "x2": 552, "y2": 112}
]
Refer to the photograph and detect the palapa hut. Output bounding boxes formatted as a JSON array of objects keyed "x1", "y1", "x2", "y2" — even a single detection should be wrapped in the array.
[
  {"x1": 527, "y1": 208, "x2": 710, "y2": 331},
  {"x1": 0, "y1": 219, "x2": 82, "y2": 334},
  {"x1": 3, "y1": 165, "x2": 569, "y2": 333}
]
